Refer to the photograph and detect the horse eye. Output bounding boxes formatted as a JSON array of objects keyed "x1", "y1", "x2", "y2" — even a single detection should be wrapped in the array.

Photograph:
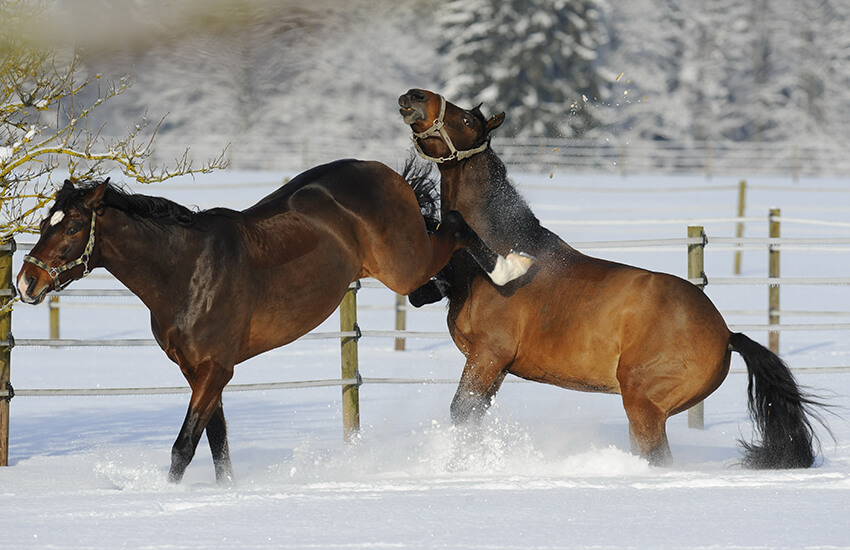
[
  {"x1": 462, "y1": 115, "x2": 474, "y2": 127},
  {"x1": 65, "y1": 226, "x2": 79, "y2": 236}
]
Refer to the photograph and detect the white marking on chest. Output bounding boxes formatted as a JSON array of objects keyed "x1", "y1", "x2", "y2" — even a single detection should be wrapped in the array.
[{"x1": 49, "y1": 210, "x2": 65, "y2": 226}]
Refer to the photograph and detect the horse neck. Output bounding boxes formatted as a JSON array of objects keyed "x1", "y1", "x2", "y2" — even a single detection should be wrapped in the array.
[
  {"x1": 438, "y1": 154, "x2": 495, "y2": 233},
  {"x1": 438, "y1": 150, "x2": 541, "y2": 251},
  {"x1": 96, "y1": 209, "x2": 190, "y2": 308}
]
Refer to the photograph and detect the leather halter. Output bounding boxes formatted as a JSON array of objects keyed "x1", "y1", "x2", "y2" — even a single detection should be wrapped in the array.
[
  {"x1": 23, "y1": 211, "x2": 97, "y2": 291},
  {"x1": 412, "y1": 95, "x2": 489, "y2": 164}
]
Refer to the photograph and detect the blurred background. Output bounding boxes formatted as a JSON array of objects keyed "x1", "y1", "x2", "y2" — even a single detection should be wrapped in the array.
[{"x1": 5, "y1": 0, "x2": 850, "y2": 176}]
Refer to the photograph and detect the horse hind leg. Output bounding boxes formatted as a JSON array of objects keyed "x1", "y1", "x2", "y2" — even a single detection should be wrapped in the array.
[{"x1": 623, "y1": 396, "x2": 673, "y2": 466}]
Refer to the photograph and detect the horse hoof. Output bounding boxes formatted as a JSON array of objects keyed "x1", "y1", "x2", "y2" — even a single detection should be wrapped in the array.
[{"x1": 488, "y1": 251, "x2": 535, "y2": 285}]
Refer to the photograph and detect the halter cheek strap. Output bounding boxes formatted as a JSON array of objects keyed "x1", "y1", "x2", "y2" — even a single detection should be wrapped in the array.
[
  {"x1": 412, "y1": 95, "x2": 489, "y2": 164},
  {"x1": 23, "y1": 212, "x2": 97, "y2": 291}
]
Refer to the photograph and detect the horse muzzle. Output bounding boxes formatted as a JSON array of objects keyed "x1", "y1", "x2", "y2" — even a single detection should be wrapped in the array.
[
  {"x1": 16, "y1": 269, "x2": 49, "y2": 305},
  {"x1": 398, "y1": 89, "x2": 428, "y2": 125}
]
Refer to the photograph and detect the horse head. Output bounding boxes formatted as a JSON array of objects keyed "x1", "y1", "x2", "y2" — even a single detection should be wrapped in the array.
[
  {"x1": 17, "y1": 180, "x2": 107, "y2": 304},
  {"x1": 398, "y1": 88, "x2": 505, "y2": 163}
]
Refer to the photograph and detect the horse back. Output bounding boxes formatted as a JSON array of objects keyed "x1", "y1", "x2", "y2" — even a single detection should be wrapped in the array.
[
  {"x1": 249, "y1": 159, "x2": 424, "y2": 273},
  {"x1": 247, "y1": 158, "x2": 412, "y2": 218},
  {"x1": 237, "y1": 159, "x2": 401, "y2": 269}
]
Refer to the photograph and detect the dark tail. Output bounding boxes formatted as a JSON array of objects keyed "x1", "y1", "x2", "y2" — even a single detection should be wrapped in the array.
[
  {"x1": 402, "y1": 155, "x2": 441, "y2": 232},
  {"x1": 729, "y1": 332, "x2": 825, "y2": 469}
]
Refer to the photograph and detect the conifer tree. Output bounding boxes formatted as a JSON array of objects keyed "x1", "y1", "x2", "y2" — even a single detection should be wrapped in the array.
[{"x1": 438, "y1": 0, "x2": 614, "y2": 138}]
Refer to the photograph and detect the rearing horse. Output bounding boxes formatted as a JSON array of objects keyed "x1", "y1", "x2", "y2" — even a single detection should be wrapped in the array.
[
  {"x1": 16, "y1": 159, "x2": 532, "y2": 483},
  {"x1": 399, "y1": 89, "x2": 826, "y2": 468}
]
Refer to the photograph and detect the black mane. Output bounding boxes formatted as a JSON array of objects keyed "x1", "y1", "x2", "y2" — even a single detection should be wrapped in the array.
[
  {"x1": 55, "y1": 180, "x2": 212, "y2": 228},
  {"x1": 480, "y1": 147, "x2": 546, "y2": 251},
  {"x1": 401, "y1": 155, "x2": 441, "y2": 232},
  {"x1": 406, "y1": 144, "x2": 548, "y2": 308}
]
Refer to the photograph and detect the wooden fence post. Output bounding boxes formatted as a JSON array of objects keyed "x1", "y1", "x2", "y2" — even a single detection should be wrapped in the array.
[
  {"x1": 687, "y1": 226, "x2": 706, "y2": 430},
  {"x1": 394, "y1": 293, "x2": 406, "y2": 351},
  {"x1": 339, "y1": 283, "x2": 361, "y2": 442},
  {"x1": 49, "y1": 296, "x2": 60, "y2": 339},
  {"x1": 733, "y1": 179, "x2": 747, "y2": 275},
  {"x1": 768, "y1": 208, "x2": 781, "y2": 354},
  {"x1": 0, "y1": 239, "x2": 14, "y2": 466}
]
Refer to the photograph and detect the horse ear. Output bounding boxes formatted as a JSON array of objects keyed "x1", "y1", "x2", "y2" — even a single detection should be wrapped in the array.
[
  {"x1": 62, "y1": 179, "x2": 75, "y2": 192},
  {"x1": 83, "y1": 183, "x2": 108, "y2": 210},
  {"x1": 486, "y1": 112, "x2": 506, "y2": 133}
]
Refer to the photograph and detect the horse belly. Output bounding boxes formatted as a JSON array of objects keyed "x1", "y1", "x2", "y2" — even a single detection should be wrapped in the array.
[
  {"x1": 510, "y1": 326, "x2": 623, "y2": 394},
  {"x1": 240, "y1": 249, "x2": 358, "y2": 362},
  {"x1": 455, "y1": 280, "x2": 623, "y2": 394}
]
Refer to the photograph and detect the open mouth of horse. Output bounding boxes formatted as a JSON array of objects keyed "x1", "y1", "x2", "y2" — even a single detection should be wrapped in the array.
[
  {"x1": 398, "y1": 106, "x2": 426, "y2": 125},
  {"x1": 398, "y1": 92, "x2": 427, "y2": 125}
]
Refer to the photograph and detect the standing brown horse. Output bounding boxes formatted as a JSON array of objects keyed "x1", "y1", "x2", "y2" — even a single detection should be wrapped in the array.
[
  {"x1": 16, "y1": 159, "x2": 532, "y2": 483},
  {"x1": 399, "y1": 89, "x2": 825, "y2": 468}
]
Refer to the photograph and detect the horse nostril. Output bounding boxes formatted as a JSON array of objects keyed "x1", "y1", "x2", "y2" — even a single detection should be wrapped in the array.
[
  {"x1": 16, "y1": 274, "x2": 33, "y2": 301},
  {"x1": 409, "y1": 89, "x2": 426, "y2": 102}
]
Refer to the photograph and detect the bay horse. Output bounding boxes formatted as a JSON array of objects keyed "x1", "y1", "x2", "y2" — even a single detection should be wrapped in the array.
[
  {"x1": 398, "y1": 88, "x2": 826, "y2": 468},
  {"x1": 16, "y1": 159, "x2": 533, "y2": 483}
]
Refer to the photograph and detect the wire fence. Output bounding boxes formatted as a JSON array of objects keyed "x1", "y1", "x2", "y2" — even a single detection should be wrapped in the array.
[{"x1": 3, "y1": 227, "x2": 850, "y2": 404}]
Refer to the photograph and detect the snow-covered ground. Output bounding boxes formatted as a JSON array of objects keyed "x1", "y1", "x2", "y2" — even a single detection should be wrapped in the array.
[{"x1": 3, "y1": 170, "x2": 849, "y2": 549}]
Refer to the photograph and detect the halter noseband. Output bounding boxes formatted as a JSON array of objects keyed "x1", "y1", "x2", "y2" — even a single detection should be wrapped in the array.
[
  {"x1": 412, "y1": 95, "x2": 489, "y2": 164},
  {"x1": 23, "y1": 211, "x2": 97, "y2": 292}
]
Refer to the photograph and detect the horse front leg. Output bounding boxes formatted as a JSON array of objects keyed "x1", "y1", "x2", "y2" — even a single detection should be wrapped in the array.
[
  {"x1": 408, "y1": 264, "x2": 453, "y2": 307},
  {"x1": 450, "y1": 355, "x2": 508, "y2": 425},
  {"x1": 169, "y1": 360, "x2": 234, "y2": 484},
  {"x1": 438, "y1": 210, "x2": 534, "y2": 286},
  {"x1": 205, "y1": 401, "x2": 233, "y2": 484},
  {"x1": 447, "y1": 355, "x2": 509, "y2": 472},
  {"x1": 169, "y1": 408, "x2": 203, "y2": 483}
]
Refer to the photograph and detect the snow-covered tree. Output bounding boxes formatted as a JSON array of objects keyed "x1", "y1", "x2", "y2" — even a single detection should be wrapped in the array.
[
  {"x1": 17, "y1": 0, "x2": 850, "y2": 165},
  {"x1": 604, "y1": 0, "x2": 749, "y2": 142},
  {"x1": 602, "y1": 0, "x2": 690, "y2": 141},
  {"x1": 437, "y1": 0, "x2": 615, "y2": 138},
  {"x1": 75, "y1": 0, "x2": 443, "y2": 167},
  {"x1": 604, "y1": 0, "x2": 850, "y2": 146},
  {"x1": 787, "y1": 0, "x2": 850, "y2": 142}
]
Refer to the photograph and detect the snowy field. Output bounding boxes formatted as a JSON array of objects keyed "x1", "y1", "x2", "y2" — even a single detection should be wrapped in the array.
[{"x1": 3, "y1": 169, "x2": 850, "y2": 549}]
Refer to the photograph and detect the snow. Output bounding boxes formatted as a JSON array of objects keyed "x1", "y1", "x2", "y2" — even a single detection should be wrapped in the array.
[{"x1": 3, "y1": 170, "x2": 850, "y2": 549}]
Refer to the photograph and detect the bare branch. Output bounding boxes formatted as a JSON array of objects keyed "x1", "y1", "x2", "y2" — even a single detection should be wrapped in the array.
[{"x1": 1, "y1": 0, "x2": 228, "y2": 241}]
